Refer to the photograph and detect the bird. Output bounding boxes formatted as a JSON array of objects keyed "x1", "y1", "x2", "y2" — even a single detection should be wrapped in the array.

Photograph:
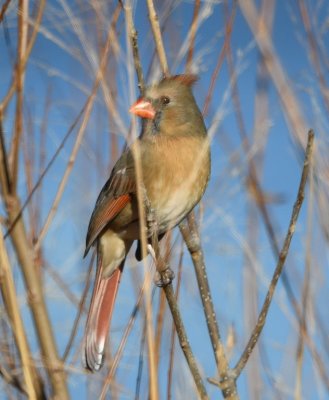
[{"x1": 82, "y1": 74, "x2": 211, "y2": 372}]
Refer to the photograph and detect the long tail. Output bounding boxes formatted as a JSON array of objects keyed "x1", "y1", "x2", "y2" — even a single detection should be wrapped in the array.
[{"x1": 83, "y1": 253, "x2": 123, "y2": 372}]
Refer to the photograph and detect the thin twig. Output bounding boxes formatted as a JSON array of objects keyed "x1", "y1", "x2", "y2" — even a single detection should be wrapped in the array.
[
  {"x1": 233, "y1": 130, "x2": 314, "y2": 378},
  {"x1": 99, "y1": 267, "x2": 152, "y2": 399},
  {"x1": 4, "y1": 103, "x2": 86, "y2": 239},
  {"x1": 203, "y1": 1, "x2": 237, "y2": 116},
  {"x1": 0, "y1": 0, "x2": 11, "y2": 23},
  {"x1": 166, "y1": 238, "x2": 184, "y2": 400},
  {"x1": 135, "y1": 318, "x2": 147, "y2": 400},
  {"x1": 0, "y1": 364, "x2": 26, "y2": 396},
  {"x1": 146, "y1": 0, "x2": 169, "y2": 76},
  {"x1": 62, "y1": 251, "x2": 95, "y2": 362},
  {"x1": 1, "y1": 0, "x2": 46, "y2": 113},
  {"x1": 124, "y1": 1, "x2": 145, "y2": 95},
  {"x1": 294, "y1": 146, "x2": 314, "y2": 399},
  {"x1": 0, "y1": 111, "x2": 11, "y2": 195},
  {"x1": 10, "y1": 0, "x2": 28, "y2": 193},
  {"x1": 34, "y1": 8, "x2": 118, "y2": 252},
  {"x1": 238, "y1": 0, "x2": 306, "y2": 145},
  {"x1": 243, "y1": 1, "x2": 275, "y2": 394},
  {"x1": 298, "y1": 0, "x2": 329, "y2": 113},
  {"x1": 186, "y1": 0, "x2": 201, "y2": 72}
]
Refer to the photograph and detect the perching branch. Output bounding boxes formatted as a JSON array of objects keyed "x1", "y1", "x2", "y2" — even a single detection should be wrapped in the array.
[
  {"x1": 147, "y1": 208, "x2": 209, "y2": 400},
  {"x1": 124, "y1": 2, "x2": 159, "y2": 397},
  {"x1": 180, "y1": 215, "x2": 238, "y2": 399},
  {"x1": 145, "y1": 3, "x2": 237, "y2": 396}
]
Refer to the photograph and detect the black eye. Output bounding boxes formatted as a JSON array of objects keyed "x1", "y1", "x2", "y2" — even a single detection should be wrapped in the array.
[{"x1": 161, "y1": 96, "x2": 170, "y2": 105}]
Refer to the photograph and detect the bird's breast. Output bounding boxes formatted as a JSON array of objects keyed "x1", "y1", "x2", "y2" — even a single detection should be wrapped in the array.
[{"x1": 142, "y1": 135, "x2": 210, "y2": 233}]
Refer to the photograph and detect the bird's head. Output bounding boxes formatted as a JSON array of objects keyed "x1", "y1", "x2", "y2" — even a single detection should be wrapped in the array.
[{"x1": 129, "y1": 74, "x2": 204, "y2": 136}]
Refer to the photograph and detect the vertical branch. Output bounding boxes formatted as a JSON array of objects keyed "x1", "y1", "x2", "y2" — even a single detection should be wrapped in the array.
[
  {"x1": 186, "y1": 0, "x2": 201, "y2": 72},
  {"x1": 163, "y1": 283, "x2": 209, "y2": 400},
  {"x1": 238, "y1": 0, "x2": 307, "y2": 144},
  {"x1": 146, "y1": 1, "x2": 237, "y2": 396},
  {"x1": 146, "y1": 0, "x2": 169, "y2": 76},
  {"x1": 124, "y1": 2, "x2": 158, "y2": 398},
  {"x1": 0, "y1": 47, "x2": 68, "y2": 400},
  {"x1": 144, "y1": 1, "x2": 213, "y2": 396},
  {"x1": 0, "y1": 229, "x2": 40, "y2": 399},
  {"x1": 0, "y1": 112, "x2": 11, "y2": 194},
  {"x1": 154, "y1": 289, "x2": 166, "y2": 368},
  {"x1": 145, "y1": 206, "x2": 209, "y2": 399},
  {"x1": 6, "y1": 198, "x2": 69, "y2": 398},
  {"x1": 166, "y1": 239, "x2": 184, "y2": 400},
  {"x1": 10, "y1": 0, "x2": 28, "y2": 193},
  {"x1": 202, "y1": 1, "x2": 236, "y2": 116},
  {"x1": 124, "y1": 1, "x2": 145, "y2": 95}
]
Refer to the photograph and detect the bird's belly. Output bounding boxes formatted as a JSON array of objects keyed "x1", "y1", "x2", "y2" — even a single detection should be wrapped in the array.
[
  {"x1": 155, "y1": 189, "x2": 194, "y2": 233},
  {"x1": 150, "y1": 183, "x2": 199, "y2": 233}
]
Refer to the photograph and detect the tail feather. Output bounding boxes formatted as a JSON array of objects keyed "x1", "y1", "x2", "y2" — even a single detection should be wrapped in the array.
[{"x1": 83, "y1": 256, "x2": 122, "y2": 372}]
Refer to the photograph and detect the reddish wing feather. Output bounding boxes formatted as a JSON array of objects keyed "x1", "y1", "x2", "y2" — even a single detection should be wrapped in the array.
[{"x1": 85, "y1": 194, "x2": 131, "y2": 254}]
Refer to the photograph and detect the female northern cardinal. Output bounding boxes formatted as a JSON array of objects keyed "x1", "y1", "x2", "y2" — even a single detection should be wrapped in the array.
[{"x1": 83, "y1": 74, "x2": 210, "y2": 371}]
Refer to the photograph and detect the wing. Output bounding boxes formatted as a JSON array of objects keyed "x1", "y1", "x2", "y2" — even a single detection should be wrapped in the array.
[{"x1": 84, "y1": 149, "x2": 136, "y2": 256}]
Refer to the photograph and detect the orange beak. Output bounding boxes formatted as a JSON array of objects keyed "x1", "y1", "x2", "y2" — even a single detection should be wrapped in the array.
[{"x1": 129, "y1": 99, "x2": 156, "y2": 119}]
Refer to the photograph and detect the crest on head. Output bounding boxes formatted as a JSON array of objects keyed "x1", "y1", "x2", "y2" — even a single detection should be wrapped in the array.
[{"x1": 159, "y1": 74, "x2": 199, "y2": 87}]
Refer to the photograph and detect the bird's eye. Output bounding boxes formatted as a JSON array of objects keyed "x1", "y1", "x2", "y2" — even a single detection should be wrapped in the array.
[{"x1": 161, "y1": 96, "x2": 170, "y2": 105}]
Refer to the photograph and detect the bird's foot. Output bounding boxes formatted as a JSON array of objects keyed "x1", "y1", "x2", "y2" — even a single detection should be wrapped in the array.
[{"x1": 154, "y1": 267, "x2": 175, "y2": 287}]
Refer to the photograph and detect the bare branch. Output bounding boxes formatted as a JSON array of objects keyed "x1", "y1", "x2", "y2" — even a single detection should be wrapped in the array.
[
  {"x1": 0, "y1": 227, "x2": 41, "y2": 399},
  {"x1": 180, "y1": 214, "x2": 238, "y2": 399},
  {"x1": 124, "y1": 2, "x2": 145, "y2": 95},
  {"x1": 233, "y1": 130, "x2": 314, "y2": 378},
  {"x1": 0, "y1": 0, "x2": 12, "y2": 23},
  {"x1": 146, "y1": 0, "x2": 169, "y2": 76},
  {"x1": 10, "y1": 0, "x2": 29, "y2": 193},
  {"x1": 186, "y1": 0, "x2": 201, "y2": 72}
]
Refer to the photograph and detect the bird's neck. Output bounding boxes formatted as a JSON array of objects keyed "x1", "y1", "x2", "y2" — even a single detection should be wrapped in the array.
[{"x1": 141, "y1": 118, "x2": 206, "y2": 139}]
